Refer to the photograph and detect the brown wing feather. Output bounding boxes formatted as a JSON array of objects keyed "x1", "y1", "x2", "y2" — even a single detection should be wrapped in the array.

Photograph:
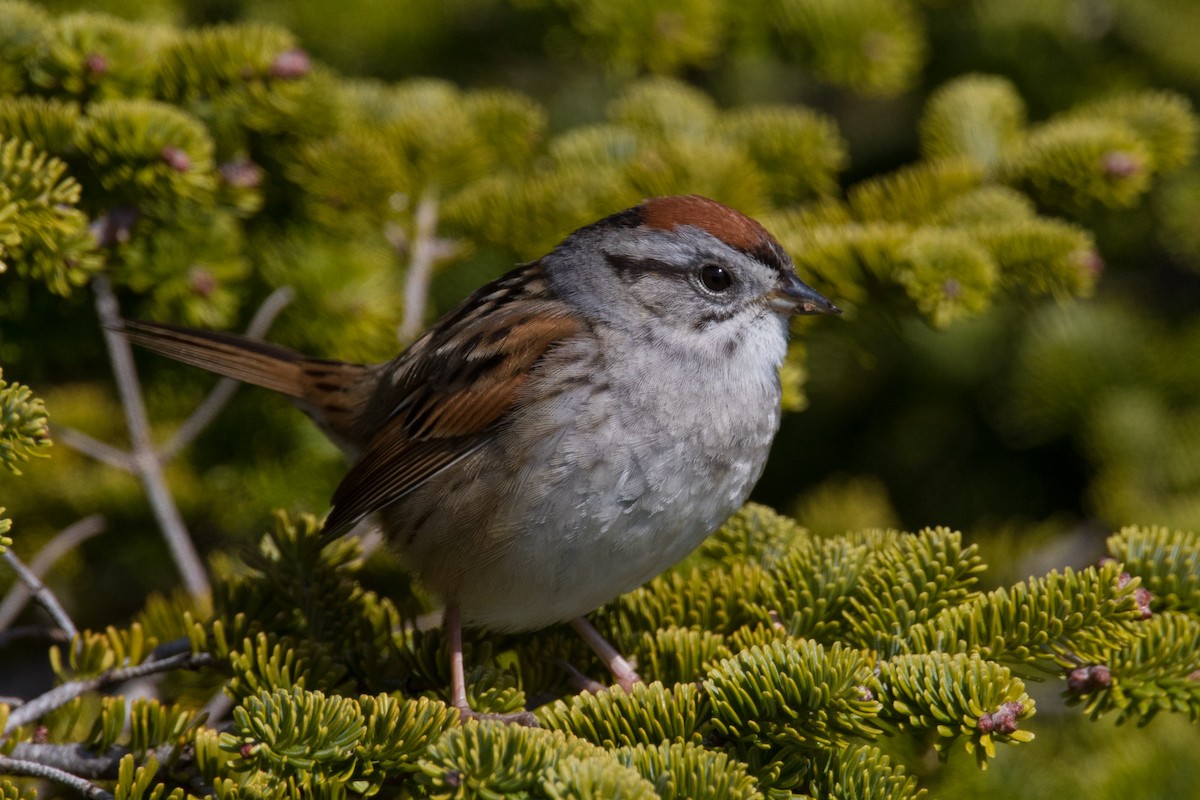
[{"x1": 321, "y1": 267, "x2": 581, "y2": 540}]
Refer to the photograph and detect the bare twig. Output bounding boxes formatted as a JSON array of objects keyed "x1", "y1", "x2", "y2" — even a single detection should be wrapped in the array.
[
  {"x1": 399, "y1": 187, "x2": 442, "y2": 343},
  {"x1": 3, "y1": 651, "x2": 217, "y2": 735},
  {"x1": 52, "y1": 426, "x2": 135, "y2": 471},
  {"x1": 200, "y1": 689, "x2": 235, "y2": 727},
  {"x1": 8, "y1": 742, "x2": 174, "y2": 780},
  {"x1": 1, "y1": 549, "x2": 78, "y2": 643},
  {"x1": 0, "y1": 754, "x2": 113, "y2": 799},
  {"x1": 0, "y1": 515, "x2": 105, "y2": 633},
  {"x1": 94, "y1": 275, "x2": 210, "y2": 598},
  {"x1": 160, "y1": 286, "x2": 295, "y2": 460},
  {"x1": 0, "y1": 626, "x2": 68, "y2": 647}
]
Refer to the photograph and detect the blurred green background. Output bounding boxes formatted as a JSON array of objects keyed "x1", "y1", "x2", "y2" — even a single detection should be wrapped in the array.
[{"x1": 3, "y1": 0, "x2": 1199, "y2": 796}]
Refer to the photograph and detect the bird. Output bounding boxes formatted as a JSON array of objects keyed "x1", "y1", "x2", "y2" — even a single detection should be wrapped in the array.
[{"x1": 118, "y1": 194, "x2": 840, "y2": 722}]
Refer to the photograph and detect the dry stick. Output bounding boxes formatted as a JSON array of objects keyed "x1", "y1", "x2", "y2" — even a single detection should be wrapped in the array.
[
  {"x1": 50, "y1": 426, "x2": 135, "y2": 471},
  {"x1": 94, "y1": 275, "x2": 210, "y2": 598},
  {"x1": 0, "y1": 754, "x2": 113, "y2": 800},
  {"x1": 8, "y1": 742, "x2": 177, "y2": 780},
  {"x1": 160, "y1": 285, "x2": 295, "y2": 460},
  {"x1": 399, "y1": 186, "x2": 442, "y2": 343},
  {"x1": 3, "y1": 651, "x2": 217, "y2": 735},
  {"x1": 200, "y1": 688, "x2": 236, "y2": 727},
  {"x1": 1, "y1": 551, "x2": 78, "y2": 643},
  {"x1": 0, "y1": 515, "x2": 106, "y2": 633}
]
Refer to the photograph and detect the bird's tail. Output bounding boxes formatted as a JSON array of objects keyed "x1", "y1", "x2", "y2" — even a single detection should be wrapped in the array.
[
  {"x1": 117, "y1": 319, "x2": 316, "y2": 400},
  {"x1": 116, "y1": 319, "x2": 375, "y2": 446}
]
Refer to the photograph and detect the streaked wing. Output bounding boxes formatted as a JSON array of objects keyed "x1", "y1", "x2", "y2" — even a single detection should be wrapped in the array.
[{"x1": 321, "y1": 264, "x2": 581, "y2": 539}]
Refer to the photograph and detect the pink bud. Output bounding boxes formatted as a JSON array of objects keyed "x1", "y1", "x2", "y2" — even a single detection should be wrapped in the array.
[
  {"x1": 84, "y1": 53, "x2": 108, "y2": 75},
  {"x1": 189, "y1": 267, "x2": 217, "y2": 298},
  {"x1": 270, "y1": 48, "x2": 311, "y2": 80},
  {"x1": 1102, "y1": 151, "x2": 1141, "y2": 178},
  {"x1": 219, "y1": 158, "x2": 263, "y2": 189},
  {"x1": 161, "y1": 146, "x2": 191, "y2": 173},
  {"x1": 1068, "y1": 664, "x2": 1112, "y2": 694},
  {"x1": 1133, "y1": 586, "x2": 1154, "y2": 619},
  {"x1": 1078, "y1": 250, "x2": 1105, "y2": 280}
]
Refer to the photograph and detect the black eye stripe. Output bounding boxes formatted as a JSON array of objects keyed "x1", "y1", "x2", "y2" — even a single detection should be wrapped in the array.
[
  {"x1": 604, "y1": 253, "x2": 740, "y2": 298},
  {"x1": 604, "y1": 252, "x2": 679, "y2": 282}
]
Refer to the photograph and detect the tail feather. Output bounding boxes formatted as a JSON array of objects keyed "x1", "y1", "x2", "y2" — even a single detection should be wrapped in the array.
[
  {"x1": 117, "y1": 318, "x2": 378, "y2": 453},
  {"x1": 118, "y1": 319, "x2": 313, "y2": 400}
]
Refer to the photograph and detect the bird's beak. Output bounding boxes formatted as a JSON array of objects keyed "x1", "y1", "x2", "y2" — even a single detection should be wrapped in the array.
[{"x1": 770, "y1": 272, "x2": 841, "y2": 316}]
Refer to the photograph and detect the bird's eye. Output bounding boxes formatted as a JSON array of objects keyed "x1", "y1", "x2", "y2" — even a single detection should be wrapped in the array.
[{"x1": 699, "y1": 263, "x2": 733, "y2": 292}]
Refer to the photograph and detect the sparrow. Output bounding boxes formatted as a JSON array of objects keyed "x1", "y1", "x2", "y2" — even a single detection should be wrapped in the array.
[{"x1": 118, "y1": 194, "x2": 840, "y2": 722}]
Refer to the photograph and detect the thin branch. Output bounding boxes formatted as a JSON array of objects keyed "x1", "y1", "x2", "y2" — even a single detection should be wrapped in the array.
[
  {"x1": 0, "y1": 625, "x2": 68, "y2": 647},
  {"x1": 51, "y1": 426, "x2": 135, "y2": 471},
  {"x1": 0, "y1": 754, "x2": 113, "y2": 800},
  {"x1": 399, "y1": 186, "x2": 442, "y2": 343},
  {"x1": 200, "y1": 688, "x2": 235, "y2": 727},
  {"x1": 3, "y1": 651, "x2": 217, "y2": 735},
  {"x1": 159, "y1": 286, "x2": 295, "y2": 460},
  {"x1": 8, "y1": 742, "x2": 174, "y2": 780},
  {"x1": 1, "y1": 550, "x2": 78, "y2": 643},
  {"x1": 0, "y1": 515, "x2": 106, "y2": 633},
  {"x1": 94, "y1": 275, "x2": 210, "y2": 598}
]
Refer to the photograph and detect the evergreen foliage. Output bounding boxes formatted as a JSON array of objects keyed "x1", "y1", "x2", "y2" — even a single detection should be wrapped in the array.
[
  {"x1": 0, "y1": 135, "x2": 96, "y2": 294},
  {"x1": 3, "y1": 505, "x2": 1197, "y2": 797},
  {"x1": 0, "y1": 369, "x2": 50, "y2": 475},
  {"x1": 1000, "y1": 304, "x2": 1200, "y2": 530}
]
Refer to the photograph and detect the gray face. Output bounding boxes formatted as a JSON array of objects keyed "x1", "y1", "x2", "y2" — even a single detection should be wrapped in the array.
[{"x1": 547, "y1": 221, "x2": 795, "y2": 349}]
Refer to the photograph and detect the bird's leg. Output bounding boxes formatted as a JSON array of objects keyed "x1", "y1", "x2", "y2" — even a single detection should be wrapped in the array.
[
  {"x1": 444, "y1": 602, "x2": 537, "y2": 726},
  {"x1": 570, "y1": 616, "x2": 642, "y2": 692},
  {"x1": 446, "y1": 601, "x2": 471, "y2": 712}
]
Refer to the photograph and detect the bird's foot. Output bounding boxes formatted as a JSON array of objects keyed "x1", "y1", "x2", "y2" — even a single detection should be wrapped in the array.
[
  {"x1": 569, "y1": 616, "x2": 643, "y2": 693},
  {"x1": 454, "y1": 703, "x2": 539, "y2": 727},
  {"x1": 609, "y1": 658, "x2": 641, "y2": 693}
]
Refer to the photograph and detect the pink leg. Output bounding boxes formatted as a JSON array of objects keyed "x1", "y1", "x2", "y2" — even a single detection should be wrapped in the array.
[
  {"x1": 445, "y1": 602, "x2": 470, "y2": 713},
  {"x1": 444, "y1": 603, "x2": 537, "y2": 726},
  {"x1": 571, "y1": 616, "x2": 642, "y2": 692}
]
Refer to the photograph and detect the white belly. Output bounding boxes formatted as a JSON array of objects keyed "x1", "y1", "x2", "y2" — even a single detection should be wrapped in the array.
[{"x1": 391, "y1": 325, "x2": 786, "y2": 632}]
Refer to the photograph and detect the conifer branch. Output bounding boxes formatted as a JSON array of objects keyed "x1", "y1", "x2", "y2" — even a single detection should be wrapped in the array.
[
  {"x1": 7, "y1": 742, "x2": 174, "y2": 780},
  {"x1": 93, "y1": 274, "x2": 210, "y2": 598},
  {"x1": 0, "y1": 753, "x2": 113, "y2": 800},
  {"x1": 2, "y1": 651, "x2": 217, "y2": 735},
  {"x1": 0, "y1": 514, "x2": 104, "y2": 633},
  {"x1": 1, "y1": 548, "x2": 79, "y2": 643},
  {"x1": 160, "y1": 285, "x2": 295, "y2": 460}
]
